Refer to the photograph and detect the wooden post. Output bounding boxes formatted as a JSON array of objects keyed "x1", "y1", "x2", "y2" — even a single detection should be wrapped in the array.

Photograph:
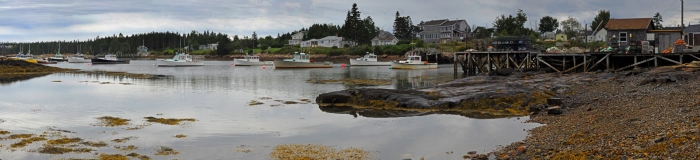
[
  {"x1": 606, "y1": 55, "x2": 610, "y2": 70},
  {"x1": 487, "y1": 53, "x2": 491, "y2": 72},
  {"x1": 562, "y1": 56, "x2": 566, "y2": 72},
  {"x1": 680, "y1": 55, "x2": 684, "y2": 64},
  {"x1": 584, "y1": 55, "x2": 587, "y2": 72},
  {"x1": 468, "y1": 53, "x2": 473, "y2": 75},
  {"x1": 573, "y1": 56, "x2": 577, "y2": 72},
  {"x1": 506, "y1": 53, "x2": 510, "y2": 68},
  {"x1": 655, "y1": 55, "x2": 658, "y2": 67},
  {"x1": 454, "y1": 52, "x2": 457, "y2": 78}
]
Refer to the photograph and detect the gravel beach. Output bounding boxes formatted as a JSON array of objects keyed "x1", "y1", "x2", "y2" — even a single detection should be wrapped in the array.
[{"x1": 489, "y1": 63, "x2": 700, "y2": 159}]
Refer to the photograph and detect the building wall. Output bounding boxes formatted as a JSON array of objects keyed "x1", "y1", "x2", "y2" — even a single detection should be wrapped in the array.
[
  {"x1": 607, "y1": 29, "x2": 647, "y2": 48},
  {"x1": 654, "y1": 32, "x2": 682, "y2": 50}
]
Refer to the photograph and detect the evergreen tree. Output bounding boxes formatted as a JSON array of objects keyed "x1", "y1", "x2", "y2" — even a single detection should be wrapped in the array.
[
  {"x1": 590, "y1": 10, "x2": 610, "y2": 30},
  {"x1": 216, "y1": 35, "x2": 232, "y2": 55},
  {"x1": 653, "y1": 12, "x2": 664, "y2": 29},
  {"x1": 538, "y1": 16, "x2": 559, "y2": 33}
]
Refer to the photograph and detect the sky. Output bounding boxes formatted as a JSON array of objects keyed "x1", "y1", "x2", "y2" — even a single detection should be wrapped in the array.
[{"x1": 0, "y1": 0, "x2": 699, "y2": 42}]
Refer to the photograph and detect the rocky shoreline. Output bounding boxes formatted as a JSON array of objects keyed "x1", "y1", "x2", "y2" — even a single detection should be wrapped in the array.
[
  {"x1": 0, "y1": 58, "x2": 171, "y2": 83},
  {"x1": 316, "y1": 61, "x2": 700, "y2": 159}
]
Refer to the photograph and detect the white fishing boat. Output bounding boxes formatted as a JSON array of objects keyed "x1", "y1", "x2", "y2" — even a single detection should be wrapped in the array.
[
  {"x1": 48, "y1": 43, "x2": 67, "y2": 61},
  {"x1": 390, "y1": 54, "x2": 437, "y2": 69},
  {"x1": 156, "y1": 52, "x2": 204, "y2": 67},
  {"x1": 68, "y1": 53, "x2": 91, "y2": 63},
  {"x1": 349, "y1": 52, "x2": 391, "y2": 66},
  {"x1": 273, "y1": 52, "x2": 332, "y2": 68},
  {"x1": 234, "y1": 54, "x2": 273, "y2": 66}
]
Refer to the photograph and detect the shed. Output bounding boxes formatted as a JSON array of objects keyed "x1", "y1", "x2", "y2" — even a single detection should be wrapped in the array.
[
  {"x1": 555, "y1": 33, "x2": 567, "y2": 41},
  {"x1": 604, "y1": 18, "x2": 655, "y2": 49},
  {"x1": 648, "y1": 30, "x2": 683, "y2": 52}
]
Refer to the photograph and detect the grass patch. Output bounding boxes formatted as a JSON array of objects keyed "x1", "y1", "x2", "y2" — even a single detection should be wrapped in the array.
[
  {"x1": 155, "y1": 146, "x2": 179, "y2": 156},
  {"x1": 38, "y1": 146, "x2": 93, "y2": 154},
  {"x1": 10, "y1": 137, "x2": 47, "y2": 148},
  {"x1": 144, "y1": 117, "x2": 196, "y2": 125},
  {"x1": 111, "y1": 136, "x2": 137, "y2": 143},
  {"x1": 80, "y1": 141, "x2": 108, "y2": 147},
  {"x1": 115, "y1": 145, "x2": 138, "y2": 152},
  {"x1": 46, "y1": 137, "x2": 82, "y2": 145},
  {"x1": 95, "y1": 116, "x2": 130, "y2": 127},
  {"x1": 269, "y1": 144, "x2": 372, "y2": 160},
  {"x1": 98, "y1": 153, "x2": 129, "y2": 160}
]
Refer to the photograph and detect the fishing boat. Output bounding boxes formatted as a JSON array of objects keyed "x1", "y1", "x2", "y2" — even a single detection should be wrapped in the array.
[
  {"x1": 390, "y1": 54, "x2": 437, "y2": 69},
  {"x1": 349, "y1": 52, "x2": 391, "y2": 66},
  {"x1": 233, "y1": 54, "x2": 273, "y2": 66},
  {"x1": 273, "y1": 52, "x2": 332, "y2": 68},
  {"x1": 91, "y1": 54, "x2": 129, "y2": 64},
  {"x1": 48, "y1": 43, "x2": 67, "y2": 61},
  {"x1": 68, "y1": 53, "x2": 91, "y2": 63},
  {"x1": 156, "y1": 52, "x2": 204, "y2": 67},
  {"x1": 12, "y1": 43, "x2": 38, "y2": 64}
]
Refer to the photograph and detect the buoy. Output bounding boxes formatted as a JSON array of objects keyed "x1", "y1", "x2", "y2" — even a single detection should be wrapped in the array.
[
  {"x1": 262, "y1": 65, "x2": 266, "y2": 69},
  {"x1": 341, "y1": 64, "x2": 345, "y2": 67},
  {"x1": 230, "y1": 63, "x2": 234, "y2": 66},
  {"x1": 87, "y1": 63, "x2": 91, "y2": 66},
  {"x1": 389, "y1": 66, "x2": 392, "y2": 69}
]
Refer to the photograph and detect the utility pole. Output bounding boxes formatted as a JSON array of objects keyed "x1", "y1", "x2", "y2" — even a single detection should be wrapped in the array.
[{"x1": 681, "y1": 0, "x2": 684, "y2": 30}]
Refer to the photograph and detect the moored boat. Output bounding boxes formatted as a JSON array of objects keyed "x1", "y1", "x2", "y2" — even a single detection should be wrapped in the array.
[
  {"x1": 234, "y1": 54, "x2": 273, "y2": 66},
  {"x1": 11, "y1": 43, "x2": 38, "y2": 64},
  {"x1": 91, "y1": 54, "x2": 129, "y2": 64},
  {"x1": 349, "y1": 52, "x2": 391, "y2": 66},
  {"x1": 390, "y1": 54, "x2": 437, "y2": 69},
  {"x1": 156, "y1": 53, "x2": 204, "y2": 67},
  {"x1": 273, "y1": 52, "x2": 332, "y2": 68},
  {"x1": 49, "y1": 43, "x2": 67, "y2": 61},
  {"x1": 68, "y1": 54, "x2": 91, "y2": 63}
]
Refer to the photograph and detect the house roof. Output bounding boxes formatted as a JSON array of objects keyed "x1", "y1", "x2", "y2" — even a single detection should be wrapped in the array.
[
  {"x1": 441, "y1": 20, "x2": 466, "y2": 26},
  {"x1": 319, "y1": 36, "x2": 343, "y2": 40},
  {"x1": 683, "y1": 24, "x2": 700, "y2": 32},
  {"x1": 422, "y1": 19, "x2": 448, "y2": 26},
  {"x1": 605, "y1": 18, "x2": 654, "y2": 30},
  {"x1": 373, "y1": 31, "x2": 397, "y2": 41}
]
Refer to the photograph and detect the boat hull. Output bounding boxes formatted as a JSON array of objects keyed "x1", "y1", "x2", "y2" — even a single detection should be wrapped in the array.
[
  {"x1": 91, "y1": 59, "x2": 130, "y2": 64},
  {"x1": 156, "y1": 60, "x2": 204, "y2": 67},
  {"x1": 68, "y1": 58, "x2": 91, "y2": 63},
  {"x1": 391, "y1": 62, "x2": 438, "y2": 69},
  {"x1": 349, "y1": 59, "x2": 392, "y2": 66},
  {"x1": 11, "y1": 58, "x2": 38, "y2": 64},
  {"x1": 273, "y1": 59, "x2": 333, "y2": 68},
  {"x1": 234, "y1": 59, "x2": 274, "y2": 66},
  {"x1": 48, "y1": 57, "x2": 67, "y2": 62}
]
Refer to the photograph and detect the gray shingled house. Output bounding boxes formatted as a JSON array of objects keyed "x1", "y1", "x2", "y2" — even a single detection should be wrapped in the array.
[{"x1": 418, "y1": 19, "x2": 470, "y2": 44}]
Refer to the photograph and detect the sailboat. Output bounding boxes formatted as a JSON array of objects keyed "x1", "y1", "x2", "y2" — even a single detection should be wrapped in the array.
[
  {"x1": 68, "y1": 42, "x2": 91, "y2": 63},
  {"x1": 49, "y1": 42, "x2": 67, "y2": 62}
]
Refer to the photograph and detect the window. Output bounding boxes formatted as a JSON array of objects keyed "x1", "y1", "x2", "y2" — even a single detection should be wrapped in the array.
[{"x1": 619, "y1": 32, "x2": 627, "y2": 42}]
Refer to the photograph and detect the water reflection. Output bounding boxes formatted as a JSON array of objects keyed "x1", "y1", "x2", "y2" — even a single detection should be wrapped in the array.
[
  {"x1": 0, "y1": 61, "x2": 539, "y2": 159},
  {"x1": 0, "y1": 73, "x2": 50, "y2": 85}
]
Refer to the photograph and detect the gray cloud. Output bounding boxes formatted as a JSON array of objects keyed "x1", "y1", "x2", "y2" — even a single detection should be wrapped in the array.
[{"x1": 0, "y1": 0, "x2": 698, "y2": 42}]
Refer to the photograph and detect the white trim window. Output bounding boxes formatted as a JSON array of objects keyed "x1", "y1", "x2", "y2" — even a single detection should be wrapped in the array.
[{"x1": 619, "y1": 32, "x2": 628, "y2": 42}]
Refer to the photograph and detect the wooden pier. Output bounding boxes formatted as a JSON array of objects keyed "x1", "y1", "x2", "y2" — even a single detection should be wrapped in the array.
[{"x1": 453, "y1": 51, "x2": 700, "y2": 76}]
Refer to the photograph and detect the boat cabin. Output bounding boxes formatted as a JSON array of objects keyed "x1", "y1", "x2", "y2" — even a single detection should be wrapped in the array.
[
  {"x1": 103, "y1": 54, "x2": 118, "y2": 60},
  {"x1": 244, "y1": 54, "x2": 259, "y2": 61},
  {"x1": 284, "y1": 52, "x2": 311, "y2": 62},
  {"x1": 357, "y1": 52, "x2": 378, "y2": 61},
  {"x1": 398, "y1": 55, "x2": 423, "y2": 64},
  {"x1": 172, "y1": 53, "x2": 196, "y2": 61},
  {"x1": 72, "y1": 54, "x2": 85, "y2": 59}
]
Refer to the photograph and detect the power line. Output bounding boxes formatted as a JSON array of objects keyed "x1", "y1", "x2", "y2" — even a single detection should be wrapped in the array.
[{"x1": 661, "y1": 0, "x2": 678, "y2": 16}]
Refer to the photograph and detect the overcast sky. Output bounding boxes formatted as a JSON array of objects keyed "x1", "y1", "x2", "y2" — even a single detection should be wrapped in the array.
[{"x1": 1, "y1": 0, "x2": 699, "y2": 42}]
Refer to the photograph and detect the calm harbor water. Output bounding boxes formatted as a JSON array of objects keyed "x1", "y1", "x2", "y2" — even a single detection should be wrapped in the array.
[{"x1": 0, "y1": 60, "x2": 540, "y2": 159}]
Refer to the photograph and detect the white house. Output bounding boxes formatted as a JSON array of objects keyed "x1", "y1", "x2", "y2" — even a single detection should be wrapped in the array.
[
  {"x1": 585, "y1": 28, "x2": 608, "y2": 42},
  {"x1": 288, "y1": 31, "x2": 307, "y2": 45},
  {"x1": 300, "y1": 36, "x2": 355, "y2": 48},
  {"x1": 371, "y1": 31, "x2": 399, "y2": 46}
]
